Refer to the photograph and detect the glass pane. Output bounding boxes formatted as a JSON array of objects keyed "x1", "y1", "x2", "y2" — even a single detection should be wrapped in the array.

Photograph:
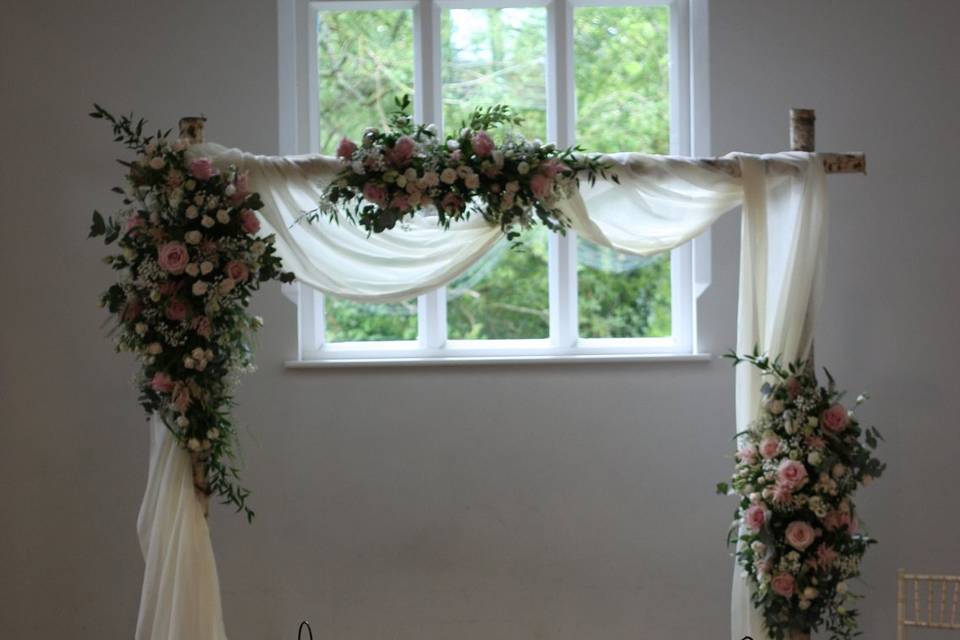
[
  {"x1": 442, "y1": 8, "x2": 547, "y2": 139},
  {"x1": 316, "y1": 10, "x2": 418, "y2": 342},
  {"x1": 574, "y1": 6, "x2": 671, "y2": 339},
  {"x1": 447, "y1": 228, "x2": 549, "y2": 340}
]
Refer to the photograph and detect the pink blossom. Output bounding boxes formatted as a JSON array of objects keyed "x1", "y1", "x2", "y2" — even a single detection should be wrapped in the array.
[
  {"x1": 390, "y1": 194, "x2": 412, "y2": 212},
  {"x1": 171, "y1": 382, "x2": 191, "y2": 413},
  {"x1": 157, "y1": 242, "x2": 190, "y2": 274},
  {"x1": 772, "y1": 483, "x2": 794, "y2": 505},
  {"x1": 744, "y1": 505, "x2": 767, "y2": 532},
  {"x1": 815, "y1": 544, "x2": 838, "y2": 569},
  {"x1": 822, "y1": 404, "x2": 849, "y2": 433},
  {"x1": 189, "y1": 157, "x2": 218, "y2": 181},
  {"x1": 192, "y1": 315, "x2": 212, "y2": 338},
  {"x1": 542, "y1": 159, "x2": 570, "y2": 178},
  {"x1": 165, "y1": 298, "x2": 188, "y2": 322},
  {"x1": 441, "y1": 192, "x2": 464, "y2": 214},
  {"x1": 530, "y1": 174, "x2": 554, "y2": 199},
  {"x1": 225, "y1": 260, "x2": 250, "y2": 283},
  {"x1": 785, "y1": 521, "x2": 817, "y2": 551},
  {"x1": 228, "y1": 172, "x2": 250, "y2": 206},
  {"x1": 786, "y1": 376, "x2": 802, "y2": 398},
  {"x1": 471, "y1": 130, "x2": 495, "y2": 157},
  {"x1": 824, "y1": 510, "x2": 856, "y2": 534},
  {"x1": 805, "y1": 435, "x2": 826, "y2": 449},
  {"x1": 736, "y1": 445, "x2": 758, "y2": 465},
  {"x1": 386, "y1": 136, "x2": 415, "y2": 167},
  {"x1": 239, "y1": 209, "x2": 261, "y2": 234},
  {"x1": 449, "y1": 149, "x2": 463, "y2": 163},
  {"x1": 777, "y1": 459, "x2": 809, "y2": 490},
  {"x1": 166, "y1": 170, "x2": 184, "y2": 189},
  {"x1": 760, "y1": 436, "x2": 780, "y2": 459},
  {"x1": 150, "y1": 372, "x2": 174, "y2": 394},
  {"x1": 336, "y1": 138, "x2": 358, "y2": 160},
  {"x1": 771, "y1": 573, "x2": 796, "y2": 598},
  {"x1": 362, "y1": 183, "x2": 387, "y2": 206}
]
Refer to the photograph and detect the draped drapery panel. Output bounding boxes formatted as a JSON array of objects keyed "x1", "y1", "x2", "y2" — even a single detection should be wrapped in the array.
[{"x1": 138, "y1": 146, "x2": 827, "y2": 640}]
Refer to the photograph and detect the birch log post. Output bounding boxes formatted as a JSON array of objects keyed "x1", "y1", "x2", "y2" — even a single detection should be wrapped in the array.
[{"x1": 178, "y1": 115, "x2": 211, "y2": 518}]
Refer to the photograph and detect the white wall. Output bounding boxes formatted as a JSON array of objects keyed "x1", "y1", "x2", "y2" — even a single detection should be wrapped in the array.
[{"x1": 1, "y1": 1, "x2": 957, "y2": 637}]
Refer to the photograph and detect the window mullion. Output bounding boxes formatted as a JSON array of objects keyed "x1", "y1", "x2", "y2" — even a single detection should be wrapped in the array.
[{"x1": 547, "y1": 0, "x2": 577, "y2": 349}]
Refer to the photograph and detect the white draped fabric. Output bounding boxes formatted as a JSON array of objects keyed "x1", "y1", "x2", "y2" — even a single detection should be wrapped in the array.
[{"x1": 136, "y1": 146, "x2": 827, "y2": 640}]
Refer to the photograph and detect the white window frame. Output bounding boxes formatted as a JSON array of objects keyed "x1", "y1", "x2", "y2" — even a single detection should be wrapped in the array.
[{"x1": 278, "y1": 0, "x2": 712, "y2": 365}]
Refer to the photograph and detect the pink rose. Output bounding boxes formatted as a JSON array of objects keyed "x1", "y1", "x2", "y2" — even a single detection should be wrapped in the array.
[
  {"x1": 336, "y1": 137, "x2": 358, "y2": 160},
  {"x1": 165, "y1": 298, "x2": 188, "y2": 322},
  {"x1": 189, "y1": 157, "x2": 218, "y2": 181},
  {"x1": 822, "y1": 404, "x2": 849, "y2": 433},
  {"x1": 390, "y1": 194, "x2": 412, "y2": 212},
  {"x1": 386, "y1": 136, "x2": 415, "y2": 167},
  {"x1": 192, "y1": 315, "x2": 212, "y2": 338},
  {"x1": 225, "y1": 260, "x2": 249, "y2": 283},
  {"x1": 150, "y1": 372, "x2": 174, "y2": 394},
  {"x1": 530, "y1": 174, "x2": 553, "y2": 199},
  {"x1": 785, "y1": 521, "x2": 816, "y2": 551},
  {"x1": 239, "y1": 209, "x2": 261, "y2": 234},
  {"x1": 440, "y1": 192, "x2": 464, "y2": 214},
  {"x1": 471, "y1": 130, "x2": 495, "y2": 157},
  {"x1": 777, "y1": 459, "x2": 809, "y2": 490},
  {"x1": 157, "y1": 242, "x2": 190, "y2": 275},
  {"x1": 736, "y1": 445, "x2": 758, "y2": 465},
  {"x1": 744, "y1": 504, "x2": 767, "y2": 532},
  {"x1": 760, "y1": 436, "x2": 780, "y2": 459},
  {"x1": 362, "y1": 183, "x2": 387, "y2": 206},
  {"x1": 771, "y1": 573, "x2": 796, "y2": 598},
  {"x1": 171, "y1": 382, "x2": 191, "y2": 413}
]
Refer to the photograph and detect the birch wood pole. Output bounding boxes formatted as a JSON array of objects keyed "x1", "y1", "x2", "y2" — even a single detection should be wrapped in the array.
[{"x1": 178, "y1": 115, "x2": 210, "y2": 518}]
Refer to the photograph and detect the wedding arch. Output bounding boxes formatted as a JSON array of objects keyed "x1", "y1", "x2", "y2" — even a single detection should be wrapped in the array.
[{"x1": 106, "y1": 109, "x2": 867, "y2": 640}]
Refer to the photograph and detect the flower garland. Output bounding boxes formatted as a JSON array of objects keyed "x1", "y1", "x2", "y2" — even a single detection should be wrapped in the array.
[
  {"x1": 718, "y1": 351, "x2": 886, "y2": 640},
  {"x1": 89, "y1": 106, "x2": 294, "y2": 520},
  {"x1": 315, "y1": 95, "x2": 617, "y2": 240}
]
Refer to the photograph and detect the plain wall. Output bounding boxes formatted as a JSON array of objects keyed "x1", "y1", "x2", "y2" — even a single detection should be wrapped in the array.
[{"x1": 1, "y1": 0, "x2": 957, "y2": 637}]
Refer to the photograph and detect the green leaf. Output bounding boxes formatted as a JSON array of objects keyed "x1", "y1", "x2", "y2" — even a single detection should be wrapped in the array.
[
  {"x1": 89, "y1": 210, "x2": 106, "y2": 237},
  {"x1": 716, "y1": 482, "x2": 729, "y2": 495}
]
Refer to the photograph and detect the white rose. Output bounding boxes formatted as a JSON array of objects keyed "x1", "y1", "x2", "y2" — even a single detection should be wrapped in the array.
[
  {"x1": 404, "y1": 168, "x2": 417, "y2": 182},
  {"x1": 251, "y1": 241, "x2": 266, "y2": 255},
  {"x1": 168, "y1": 189, "x2": 183, "y2": 207},
  {"x1": 148, "y1": 156, "x2": 165, "y2": 170},
  {"x1": 200, "y1": 261, "x2": 214, "y2": 275},
  {"x1": 798, "y1": 599, "x2": 811, "y2": 610},
  {"x1": 465, "y1": 174, "x2": 480, "y2": 189},
  {"x1": 207, "y1": 428, "x2": 220, "y2": 440},
  {"x1": 446, "y1": 139, "x2": 460, "y2": 150},
  {"x1": 146, "y1": 342, "x2": 162, "y2": 355},
  {"x1": 224, "y1": 184, "x2": 236, "y2": 196},
  {"x1": 807, "y1": 451, "x2": 823, "y2": 466},
  {"x1": 134, "y1": 323, "x2": 148, "y2": 336},
  {"x1": 191, "y1": 347, "x2": 205, "y2": 361},
  {"x1": 193, "y1": 194, "x2": 205, "y2": 206},
  {"x1": 836, "y1": 582, "x2": 848, "y2": 594},
  {"x1": 175, "y1": 416, "x2": 189, "y2": 428},
  {"x1": 149, "y1": 212, "x2": 160, "y2": 225},
  {"x1": 457, "y1": 165, "x2": 472, "y2": 179},
  {"x1": 767, "y1": 399, "x2": 785, "y2": 415},
  {"x1": 192, "y1": 281, "x2": 209, "y2": 296},
  {"x1": 183, "y1": 357, "x2": 195, "y2": 369},
  {"x1": 149, "y1": 290, "x2": 162, "y2": 302},
  {"x1": 832, "y1": 463, "x2": 847, "y2": 479},
  {"x1": 201, "y1": 215, "x2": 215, "y2": 228},
  {"x1": 803, "y1": 587, "x2": 819, "y2": 600},
  {"x1": 195, "y1": 360, "x2": 207, "y2": 372},
  {"x1": 492, "y1": 150, "x2": 505, "y2": 168},
  {"x1": 440, "y1": 168, "x2": 457, "y2": 184},
  {"x1": 807, "y1": 416, "x2": 819, "y2": 427},
  {"x1": 216, "y1": 209, "x2": 230, "y2": 224},
  {"x1": 351, "y1": 160, "x2": 365, "y2": 175},
  {"x1": 185, "y1": 230, "x2": 202, "y2": 245},
  {"x1": 185, "y1": 263, "x2": 200, "y2": 277},
  {"x1": 517, "y1": 161, "x2": 529, "y2": 175},
  {"x1": 204, "y1": 349, "x2": 214, "y2": 360},
  {"x1": 187, "y1": 438, "x2": 201, "y2": 451},
  {"x1": 396, "y1": 175, "x2": 407, "y2": 188},
  {"x1": 219, "y1": 278, "x2": 236, "y2": 294},
  {"x1": 185, "y1": 205, "x2": 199, "y2": 219}
]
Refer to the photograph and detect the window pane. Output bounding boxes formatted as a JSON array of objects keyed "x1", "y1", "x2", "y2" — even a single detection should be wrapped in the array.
[
  {"x1": 316, "y1": 10, "x2": 418, "y2": 342},
  {"x1": 447, "y1": 228, "x2": 549, "y2": 340},
  {"x1": 574, "y1": 7, "x2": 671, "y2": 339},
  {"x1": 442, "y1": 8, "x2": 547, "y2": 139}
]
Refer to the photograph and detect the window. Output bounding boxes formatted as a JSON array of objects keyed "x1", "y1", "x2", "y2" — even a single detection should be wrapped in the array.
[{"x1": 279, "y1": 0, "x2": 710, "y2": 364}]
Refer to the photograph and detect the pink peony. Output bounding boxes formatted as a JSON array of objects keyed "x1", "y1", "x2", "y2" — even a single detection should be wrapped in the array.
[
  {"x1": 777, "y1": 459, "x2": 809, "y2": 490},
  {"x1": 171, "y1": 382, "x2": 191, "y2": 413},
  {"x1": 157, "y1": 242, "x2": 190, "y2": 274},
  {"x1": 362, "y1": 183, "x2": 387, "y2": 206},
  {"x1": 150, "y1": 372, "x2": 174, "y2": 394},
  {"x1": 225, "y1": 260, "x2": 250, "y2": 283},
  {"x1": 822, "y1": 404, "x2": 849, "y2": 433},
  {"x1": 471, "y1": 130, "x2": 495, "y2": 157},
  {"x1": 386, "y1": 136, "x2": 415, "y2": 167},
  {"x1": 760, "y1": 436, "x2": 780, "y2": 459},
  {"x1": 785, "y1": 521, "x2": 817, "y2": 551},
  {"x1": 744, "y1": 505, "x2": 767, "y2": 532},
  {"x1": 239, "y1": 209, "x2": 261, "y2": 234},
  {"x1": 192, "y1": 315, "x2": 212, "y2": 338},
  {"x1": 336, "y1": 137, "x2": 358, "y2": 160},
  {"x1": 441, "y1": 192, "x2": 464, "y2": 214},
  {"x1": 189, "y1": 157, "x2": 218, "y2": 181},
  {"x1": 771, "y1": 573, "x2": 796, "y2": 598},
  {"x1": 165, "y1": 298, "x2": 188, "y2": 322},
  {"x1": 530, "y1": 173, "x2": 554, "y2": 199}
]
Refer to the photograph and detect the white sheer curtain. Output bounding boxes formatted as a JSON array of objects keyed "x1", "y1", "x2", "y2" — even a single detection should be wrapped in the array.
[{"x1": 136, "y1": 146, "x2": 827, "y2": 639}]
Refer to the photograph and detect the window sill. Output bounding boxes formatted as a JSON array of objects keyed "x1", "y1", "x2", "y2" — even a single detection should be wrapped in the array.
[{"x1": 285, "y1": 352, "x2": 712, "y2": 368}]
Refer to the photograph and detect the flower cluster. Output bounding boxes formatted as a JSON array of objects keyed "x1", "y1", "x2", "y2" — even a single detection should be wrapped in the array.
[
  {"x1": 316, "y1": 95, "x2": 617, "y2": 240},
  {"x1": 89, "y1": 106, "x2": 294, "y2": 520},
  {"x1": 718, "y1": 350, "x2": 885, "y2": 640}
]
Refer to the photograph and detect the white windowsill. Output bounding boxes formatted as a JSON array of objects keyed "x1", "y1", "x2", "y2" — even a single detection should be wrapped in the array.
[{"x1": 286, "y1": 352, "x2": 712, "y2": 368}]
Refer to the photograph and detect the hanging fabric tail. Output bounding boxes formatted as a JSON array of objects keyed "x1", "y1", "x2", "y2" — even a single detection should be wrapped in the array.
[{"x1": 136, "y1": 414, "x2": 229, "y2": 640}]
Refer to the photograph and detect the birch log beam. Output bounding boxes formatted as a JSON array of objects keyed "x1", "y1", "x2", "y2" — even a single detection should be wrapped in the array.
[{"x1": 179, "y1": 115, "x2": 210, "y2": 518}]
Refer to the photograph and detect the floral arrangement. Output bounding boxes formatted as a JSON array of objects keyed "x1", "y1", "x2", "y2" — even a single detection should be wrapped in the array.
[
  {"x1": 718, "y1": 350, "x2": 886, "y2": 640},
  {"x1": 316, "y1": 95, "x2": 617, "y2": 240},
  {"x1": 88, "y1": 106, "x2": 294, "y2": 520}
]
